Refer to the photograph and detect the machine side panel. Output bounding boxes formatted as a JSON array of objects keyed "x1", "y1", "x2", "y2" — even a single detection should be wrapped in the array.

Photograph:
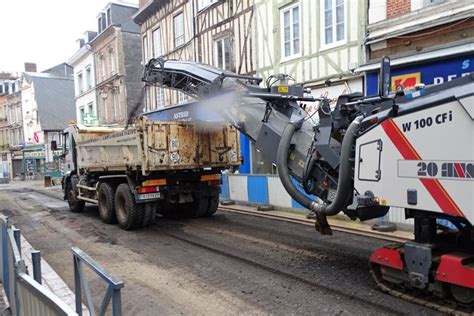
[{"x1": 355, "y1": 99, "x2": 474, "y2": 224}]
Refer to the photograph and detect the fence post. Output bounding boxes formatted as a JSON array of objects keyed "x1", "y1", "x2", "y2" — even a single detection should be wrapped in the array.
[
  {"x1": 74, "y1": 255, "x2": 83, "y2": 316},
  {"x1": 31, "y1": 250, "x2": 42, "y2": 284},
  {"x1": 1, "y1": 220, "x2": 9, "y2": 300},
  {"x1": 112, "y1": 288, "x2": 122, "y2": 316}
]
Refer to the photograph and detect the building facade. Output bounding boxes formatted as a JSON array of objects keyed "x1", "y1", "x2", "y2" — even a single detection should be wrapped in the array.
[
  {"x1": 134, "y1": 0, "x2": 195, "y2": 112},
  {"x1": 21, "y1": 67, "x2": 75, "y2": 179},
  {"x1": 359, "y1": 0, "x2": 474, "y2": 95},
  {"x1": 252, "y1": 0, "x2": 366, "y2": 173},
  {"x1": 0, "y1": 73, "x2": 21, "y2": 182},
  {"x1": 90, "y1": 2, "x2": 143, "y2": 126},
  {"x1": 69, "y1": 31, "x2": 99, "y2": 126}
]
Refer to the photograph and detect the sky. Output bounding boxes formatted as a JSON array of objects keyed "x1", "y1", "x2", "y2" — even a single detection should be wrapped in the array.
[{"x1": 0, "y1": 0, "x2": 139, "y2": 74}]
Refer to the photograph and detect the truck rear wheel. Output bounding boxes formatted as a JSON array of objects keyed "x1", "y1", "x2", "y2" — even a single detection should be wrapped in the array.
[
  {"x1": 66, "y1": 183, "x2": 85, "y2": 213},
  {"x1": 142, "y1": 203, "x2": 156, "y2": 227},
  {"x1": 98, "y1": 183, "x2": 116, "y2": 224},
  {"x1": 114, "y1": 183, "x2": 143, "y2": 230},
  {"x1": 204, "y1": 194, "x2": 219, "y2": 217}
]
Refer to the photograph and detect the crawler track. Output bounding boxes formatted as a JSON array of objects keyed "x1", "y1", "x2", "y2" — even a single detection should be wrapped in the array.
[{"x1": 370, "y1": 263, "x2": 473, "y2": 315}]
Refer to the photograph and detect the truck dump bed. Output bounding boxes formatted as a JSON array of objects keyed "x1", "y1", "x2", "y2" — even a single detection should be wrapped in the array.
[{"x1": 75, "y1": 117, "x2": 240, "y2": 174}]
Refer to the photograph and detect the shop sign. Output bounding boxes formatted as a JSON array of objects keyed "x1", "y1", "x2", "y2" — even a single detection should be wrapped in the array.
[
  {"x1": 366, "y1": 55, "x2": 474, "y2": 95},
  {"x1": 24, "y1": 150, "x2": 45, "y2": 158}
]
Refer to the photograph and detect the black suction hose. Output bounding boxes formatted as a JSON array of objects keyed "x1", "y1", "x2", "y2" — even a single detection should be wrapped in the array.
[{"x1": 276, "y1": 116, "x2": 363, "y2": 216}]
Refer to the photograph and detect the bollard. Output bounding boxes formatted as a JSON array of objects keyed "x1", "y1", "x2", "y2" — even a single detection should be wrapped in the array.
[{"x1": 31, "y1": 251, "x2": 42, "y2": 284}]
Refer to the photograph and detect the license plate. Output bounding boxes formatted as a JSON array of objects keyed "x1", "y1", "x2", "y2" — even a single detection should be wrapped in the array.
[{"x1": 137, "y1": 192, "x2": 162, "y2": 200}]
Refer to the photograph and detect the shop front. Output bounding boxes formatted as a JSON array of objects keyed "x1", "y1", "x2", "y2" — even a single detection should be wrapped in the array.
[
  {"x1": 365, "y1": 54, "x2": 474, "y2": 95},
  {"x1": 23, "y1": 145, "x2": 45, "y2": 180}
]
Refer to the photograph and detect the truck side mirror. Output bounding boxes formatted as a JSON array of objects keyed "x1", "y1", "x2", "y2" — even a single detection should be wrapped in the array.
[
  {"x1": 379, "y1": 56, "x2": 391, "y2": 98},
  {"x1": 51, "y1": 140, "x2": 57, "y2": 151}
]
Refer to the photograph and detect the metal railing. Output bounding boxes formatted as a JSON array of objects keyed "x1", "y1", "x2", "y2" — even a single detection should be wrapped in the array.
[
  {"x1": 0, "y1": 215, "x2": 76, "y2": 316},
  {"x1": 72, "y1": 247, "x2": 124, "y2": 316}
]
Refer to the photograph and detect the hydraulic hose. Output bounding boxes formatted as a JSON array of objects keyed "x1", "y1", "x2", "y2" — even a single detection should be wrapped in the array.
[{"x1": 276, "y1": 116, "x2": 363, "y2": 216}]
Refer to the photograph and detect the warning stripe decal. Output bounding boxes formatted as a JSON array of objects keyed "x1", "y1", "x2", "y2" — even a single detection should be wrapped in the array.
[{"x1": 381, "y1": 119, "x2": 465, "y2": 218}]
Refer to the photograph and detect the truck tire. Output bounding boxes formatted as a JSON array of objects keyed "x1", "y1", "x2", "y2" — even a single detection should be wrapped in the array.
[
  {"x1": 66, "y1": 183, "x2": 85, "y2": 213},
  {"x1": 192, "y1": 196, "x2": 209, "y2": 218},
  {"x1": 142, "y1": 203, "x2": 156, "y2": 227},
  {"x1": 204, "y1": 193, "x2": 219, "y2": 217},
  {"x1": 98, "y1": 183, "x2": 116, "y2": 224},
  {"x1": 114, "y1": 183, "x2": 143, "y2": 230}
]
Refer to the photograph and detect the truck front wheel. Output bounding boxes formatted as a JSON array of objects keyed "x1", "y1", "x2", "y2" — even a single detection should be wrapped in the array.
[
  {"x1": 98, "y1": 183, "x2": 116, "y2": 224},
  {"x1": 66, "y1": 183, "x2": 85, "y2": 213},
  {"x1": 114, "y1": 183, "x2": 143, "y2": 230}
]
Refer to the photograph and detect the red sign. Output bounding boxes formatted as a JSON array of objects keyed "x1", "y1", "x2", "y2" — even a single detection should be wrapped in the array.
[{"x1": 33, "y1": 132, "x2": 39, "y2": 143}]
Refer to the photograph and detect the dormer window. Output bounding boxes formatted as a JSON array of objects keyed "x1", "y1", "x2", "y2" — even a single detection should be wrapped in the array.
[{"x1": 106, "y1": 8, "x2": 111, "y2": 27}]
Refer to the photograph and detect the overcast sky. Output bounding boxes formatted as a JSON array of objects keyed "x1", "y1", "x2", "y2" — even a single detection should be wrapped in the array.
[{"x1": 0, "y1": 0, "x2": 139, "y2": 73}]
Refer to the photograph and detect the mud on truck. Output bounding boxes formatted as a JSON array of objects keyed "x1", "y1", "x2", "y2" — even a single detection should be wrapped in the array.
[{"x1": 60, "y1": 116, "x2": 240, "y2": 230}]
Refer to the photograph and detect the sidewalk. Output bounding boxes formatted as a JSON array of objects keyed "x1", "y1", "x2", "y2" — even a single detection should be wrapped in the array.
[{"x1": 219, "y1": 202, "x2": 414, "y2": 241}]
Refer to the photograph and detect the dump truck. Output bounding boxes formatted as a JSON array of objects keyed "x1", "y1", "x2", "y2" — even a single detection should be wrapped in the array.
[{"x1": 60, "y1": 116, "x2": 240, "y2": 230}]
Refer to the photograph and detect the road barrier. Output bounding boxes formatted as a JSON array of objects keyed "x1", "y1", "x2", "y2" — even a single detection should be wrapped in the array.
[
  {"x1": 0, "y1": 215, "x2": 75, "y2": 315},
  {"x1": 221, "y1": 174, "x2": 415, "y2": 226},
  {"x1": 72, "y1": 247, "x2": 124, "y2": 316}
]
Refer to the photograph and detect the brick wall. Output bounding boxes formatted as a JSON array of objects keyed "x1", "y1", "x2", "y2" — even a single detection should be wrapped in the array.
[{"x1": 387, "y1": 0, "x2": 411, "y2": 18}]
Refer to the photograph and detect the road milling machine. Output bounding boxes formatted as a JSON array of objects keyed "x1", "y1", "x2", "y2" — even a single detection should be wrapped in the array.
[{"x1": 142, "y1": 57, "x2": 474, "y2": 313}]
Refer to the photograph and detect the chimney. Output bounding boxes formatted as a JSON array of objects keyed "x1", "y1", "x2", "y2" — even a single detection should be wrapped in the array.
[{"x1": 24, "y1": 62, "x2": 37, "y2": 72}]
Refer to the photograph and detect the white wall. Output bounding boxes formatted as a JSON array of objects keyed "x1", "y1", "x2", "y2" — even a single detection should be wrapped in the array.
[
  {"x1": 21, "y1": 83, "x2": 43, "y2": 145},
  {"x1": 72, "y1": 51, "x2": 98, "y2": 125}
]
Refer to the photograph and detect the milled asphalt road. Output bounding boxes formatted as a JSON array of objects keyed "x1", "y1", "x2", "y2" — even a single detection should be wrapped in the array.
[{"x1": 0, "y1": 181, "x2": 439, "y2": 315}]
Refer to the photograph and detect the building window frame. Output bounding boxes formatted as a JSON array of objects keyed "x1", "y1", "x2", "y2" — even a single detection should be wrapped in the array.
[
  {"x1": 152, "y1": 27, "x2": 162, "y2": 58},
  {"x1": 280, "y1": 2, "x2": 301, "y2": 62},
  {"x1": 174, "y1": 12, "x2": 185, "y2": 48},
  {"x1": 320, "y1": 0, "x2": 347, "y2": 51},
  {"x1": 77, "y1": 71, "x2": 84, "y2": 94},
  {"x1": 142, "y1": 34, "x2": 149, "y2": 65},
  {"x1": 85, "y1": 65, "x2": 92, "y2": 90},
  {"x1": 214, "y1": 35, "x2": 231, "y2": 71},
  {"x1": 109, "y1": 48, "x2": 116, "y2": 75}
]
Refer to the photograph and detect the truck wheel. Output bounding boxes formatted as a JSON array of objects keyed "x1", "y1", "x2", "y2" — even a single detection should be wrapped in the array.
[
  {"x1": 192, "y1": 197, "x2": 209, "y2": 218},
  {"x1": 204, "y1": 194, "x2": 219, "y2": 217},
  {"x1": 98, "y1": 183, "x2": 116, "y2": 224},
  {"x1": 66, "y1": 183, "x2": 85, "y2": 213},
  {"x1": 142, "y1": 203, "x2": 156, "y2": 227},
  {"x1": 114, "y1": 183, "x2": 143, "y2": 230}
]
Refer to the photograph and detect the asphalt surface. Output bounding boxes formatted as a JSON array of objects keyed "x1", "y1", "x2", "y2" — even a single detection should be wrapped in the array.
[{"x1": 0, "y1": 182, "x2": 440, "y2": 315}]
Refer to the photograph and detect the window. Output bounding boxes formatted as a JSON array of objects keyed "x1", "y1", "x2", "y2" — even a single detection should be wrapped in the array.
[
  {"x1": 77, "y1": 72, "x2": 84, "y2": 93},
  {"x1": 142, "y1": 35, "x2": 149, "y2": 64},
  {"x1": 101, "y1": 12, "x2": 106, "y2": 31},
  {"x1": 100, "y1": 55, "x2": 106, "y2": 80},
  {"x1": 322, "y1": 0, "x2": 346, "y2": 48},
  {"x1": 156, "y1": 87, "x2": 164, "y2": 109},
  {"x1": 79, "y1": 107, "x2": 85, "y2": 124},
  {"x1": 214, "y1": 36, "x2": 231, "y2": 70},
  {"x1": 177, "y1": 91, "x2": 187, "y2": 104},
  {"x1": 109, "y1": 49, "x2": 116, "y2": 74},
  {"x1": 85, "y1": 66, "x2": 92, "y2": 89},
  {"x1": 197, "y1": 0, "x2": 218, "y2": 11},
  {"x1": 106, "y1": 8, "x2": 111, "y2": 26},
  {"x1": 152, "y1": 28, "x2": 161, "y2": 58},
  {"x1": 98, "y1": 16, "x2": 102, "y2": 33},
  {"x1": 174, "y1": 13, "x2": 185, "y2": 47},
  {"x1": 280, "y1": 4, "x2": 300, "y2": 59}
]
